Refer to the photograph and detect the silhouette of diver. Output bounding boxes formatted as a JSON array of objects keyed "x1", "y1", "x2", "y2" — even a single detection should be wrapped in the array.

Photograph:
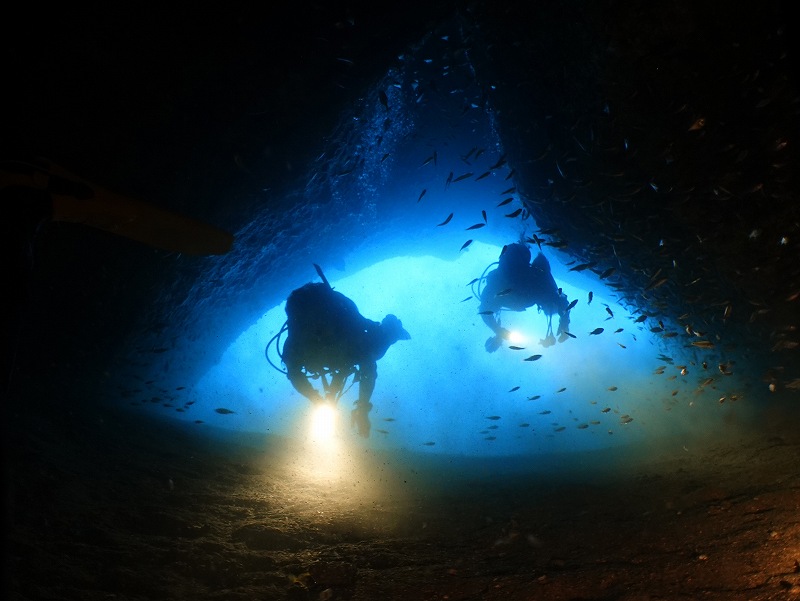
[
  {"x1": 280, "y1": 271, "x2": 410, "y2": 438},
  {"x1": 478, "y1": 242, "x2": 571, "y2": 352}
]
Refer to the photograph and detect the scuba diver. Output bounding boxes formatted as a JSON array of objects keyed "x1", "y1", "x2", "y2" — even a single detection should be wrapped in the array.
[
  {"x1": 271, "y1": 267, "x2": 410, "y2": 438},
  {"x1": 477, "y1": 242, "x2": 571, "y2": 352}
]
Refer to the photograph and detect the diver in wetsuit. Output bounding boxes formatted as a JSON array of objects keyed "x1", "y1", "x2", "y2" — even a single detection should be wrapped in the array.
[
  {"x1": 478, "y1": 243, "x2": 571, "y2": 352},
  {"x1": 280, "y1": 281, "x2": 410, "y2": 438}
]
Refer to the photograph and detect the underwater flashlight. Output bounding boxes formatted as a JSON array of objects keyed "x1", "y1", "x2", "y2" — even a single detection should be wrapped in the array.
[
  {"x1": 309, "y1": 403, "x2": 337, "y2": 444},
  {"x1": 507, "y1": 330, "x2": 525, "y2": 344}
]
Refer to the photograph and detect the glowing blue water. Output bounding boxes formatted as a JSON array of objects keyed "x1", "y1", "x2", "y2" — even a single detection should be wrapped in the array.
[{"x1": 183, "y1": 241, "x2": 753, "y2": 457}]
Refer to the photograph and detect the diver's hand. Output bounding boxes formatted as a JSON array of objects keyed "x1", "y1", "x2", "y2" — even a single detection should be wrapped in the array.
[{"x1": 485, "y1": 335, "x2": 503, "y2": 353}]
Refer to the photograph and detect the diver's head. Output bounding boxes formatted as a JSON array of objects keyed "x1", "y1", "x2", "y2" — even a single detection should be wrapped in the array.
[
  {"x1": 382, "y1": 314, "x2": 411, "y2": 342},
  {"x1": 499, "y1": 243, "x2": 531, "y2": 270}
]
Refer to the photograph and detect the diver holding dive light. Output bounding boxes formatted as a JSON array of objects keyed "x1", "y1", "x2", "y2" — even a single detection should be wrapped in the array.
[
  {"x1": 477, "y1": 242, "x2": 572, "y2": 352},
  {"x1": 269, "y1": 265, "x2": 410, "y2": 438}
]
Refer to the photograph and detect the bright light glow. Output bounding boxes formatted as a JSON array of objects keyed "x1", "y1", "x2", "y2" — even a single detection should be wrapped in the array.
[
  {"x1": 309, "y1": 403, "x2": 337, "y2": 444},
  {"x1": 182, "y1": 241, "x2": 757, "y2": 462},
  {"x1": 507, "y1": 330, "x2": 525, "y2": 344}
]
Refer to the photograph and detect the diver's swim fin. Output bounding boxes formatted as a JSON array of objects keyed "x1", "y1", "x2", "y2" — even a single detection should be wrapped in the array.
[{"x1": 44, "y1": 161, "x2": 233, "y2": 255}]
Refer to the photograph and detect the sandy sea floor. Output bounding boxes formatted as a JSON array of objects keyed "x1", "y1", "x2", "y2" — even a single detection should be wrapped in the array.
[{"x1": 5, "y1": 398, "x2": 800, "y2": 601}]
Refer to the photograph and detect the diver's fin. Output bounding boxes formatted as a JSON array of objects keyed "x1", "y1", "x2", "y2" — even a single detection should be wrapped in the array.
[
  {"x1": 313, "y1": 263, "x2": 332, "y2": 289},
  {"x1": 45, "y1": 161, "x2": 234, "y2": 255}
]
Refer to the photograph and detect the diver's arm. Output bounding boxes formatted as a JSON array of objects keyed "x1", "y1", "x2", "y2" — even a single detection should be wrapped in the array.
[
  {"x1": 479, "y1": 299, "x2": 509, "y2": 353},
  {"x1": 479, "y1": 305, "x2": 504, "y2": 336},
  {"x1": 357, "y1": 361, "x2": 377, "y2": 406},
  {"x1": 286, "y1": 364, "x2": 323, "y2": 403}
]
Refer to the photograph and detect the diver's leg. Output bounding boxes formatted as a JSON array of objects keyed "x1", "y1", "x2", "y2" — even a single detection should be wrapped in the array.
[{"x1": 351, "y1": 363, "x2": 375, "y2": 438}]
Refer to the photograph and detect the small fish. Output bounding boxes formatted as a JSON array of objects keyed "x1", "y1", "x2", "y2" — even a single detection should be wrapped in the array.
[
  {"x1": 381, "y1": 153, "x2": 390, "y2": 163},
  {"x1": 599, "y1": 267, "x2": 616, "y2": 279},
  {"x1": 475, "y1": 170, "x2": 492, "y2": 181},
  {"x1": 383, "y1": 418, "x2": 396, "y2": 422},
  {"x1": 564, "y1": 331, "x2": 577, "y2": 339},
  {"x1": 605, "y1": 307, "x2": 614, "y2": 318},
  {"x1": 460, "y1": 296, "x2": 472, "y2": 302},
  {"x1": 489, "y1": 154, "x2": 507, "y2": 170},
  {"x1": 528, "y1": 395, "x2": 541, "y2": 401},
  {"x1": 691, "y1": 340, "x2": 715, "y2": 349},
  {"x1": 588, "y1": 291, "x2": 593, "y2": 304},
  {"x1": 460, "y1": 239, "x2": 473, "y2": 251},
  {"x1": 576, "y1": 423, "x2": 589, "y2": 429},
  {"x1": 519, "y1": 423, "x2": 530, "y2": 427},
  {"x1": 375, "y1": 429, "x2": 390, "y2": 435},
  {"x1": 482, "y1": 210, "x2": 487, "y2": 223},
  {"x1": 505, "y1": 208, "x2": 523, "y2": 218},
  {"x1": 417, "y1": 189, "x2": 427, "y2": 202},
  {"x1": 688, "y1": 117, "x2": 706, "y2": 131},
  {"x1": 570, "y1": 262, "x2": 596, "y2": 272},
  {"x1": 620, "y1": 416, "x2": 634, "y2": 424},
  {"x1": 556, "y1": 387, "x2": 567, "y2": 393},
  {"x1": 566, "y1": 299, "x2": 579, "y2": 311},
  {"x1": 539, "y1": 410, "x2": 551, "y2": 415},
  {"x1": 497, "y1": 197, "x2": 514, "y2": 207},
  {"x1": 484, "y1": 436, "x2": 497, "y2": 441},
  {"x1": 500, "y1": 186, "x2": 516, "y2": 195},
  {"x1": 453, "y1": 172, "x2": 473, "y2": 182},
  {"x1": 215, "y1": 408, "x2": 235, "y2": 414},
  {"x1": 478, "y1": 310, "x2": 494, "y2": 315},
  {"x1": 508, "y1": 345, "x2": 525, "y2": 350},
  {"x1": 496, "y1": 288, "x2": 513, "y2": 296},
  {"x1": 645, "y1": 277, "x2": 669, "y2": 291},
  {"x1": 509, "y1": 386, "x2": 520, "y2": 392},
  {"x1": 524, "y1": 354, "x2": 542, "y2": 361},
  {"x1": 487, "y1": 425, "x2": 499, "y2": 430},
  {"x1": 554, "y1": 426, "x2": 566, "y2": 432},
  {"x1": 445, "y1": 171, "x2": 454, "y2": 188},
  {"x1": 422, "y1": 441, "x2": 436, "y2": 446},
  {"x1": 634, "y1": 314, "x2": 648, "y2": 323},
  {"x1": 486, "y1": 415, "x2": 501, "y2": 420},
  {"x1": 608, "y1": 386, "x2": 618, "y2": 391},
  {"x1": 614, "y1": 328, "x2": 623, "y2": 333},
  {"x1": 589, "y1": 327, "x2": 604, "y2": 335},
  {"x1": 601, "y1": 407, "x2": 611, "y2": 413},
  {"x1": 437, "y1": 213, "x2": 454, "y2": 227},
  {"x1": 466, "y1": 222, "x2": 485, "y2": 230}
]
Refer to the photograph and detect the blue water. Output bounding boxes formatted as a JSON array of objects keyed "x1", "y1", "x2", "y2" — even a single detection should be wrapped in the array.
[{"x1": 115, "y1": 31, "x2": 763, "y2": 465}]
